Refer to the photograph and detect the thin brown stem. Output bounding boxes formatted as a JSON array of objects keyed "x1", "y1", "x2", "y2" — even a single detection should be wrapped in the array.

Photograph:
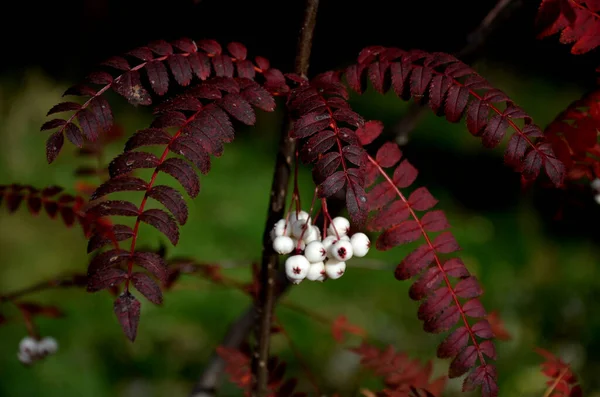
[
  {"x1": 252, "y1": 1, "x2": 320, "y2": 395},
  {"x1": 0, "y1": 273, "x2": 87, "y2": 304},
  {"x1": 392, "y1": 0, "x2": 521, "y2": 144}
]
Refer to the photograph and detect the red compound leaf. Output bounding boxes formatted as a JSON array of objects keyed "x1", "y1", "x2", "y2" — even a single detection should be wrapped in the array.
[
  {"x1": 41, "y1": 39, "x2": 288, "y2": 163},
  {"x1": 216, "y1": 346, "x2": 305, "y2": 396},
  {"x1": 536, "y1": 348, "x2": 582, "y2": 397},
  {"x1": 536, "y1": 0, "x2": 600, "y2": 54},
  {"x1": 345, "y1": 47, "x2": 565, "y2": 187},
  {"x1": 352, "y1": 342, "x2": 446, "y2": 396},
  {"x1": 288, "y1": 74, "x2": 368, "y2": 226},
  {"x1": 113, "y1": 291, "x2": 141, "y2": 342},
  {"x1": 362, "y1": 138, "x2": 497, "y2": 395},
  {"x1": 545, "y1": 89, "x2": 600, "y2": 182}
]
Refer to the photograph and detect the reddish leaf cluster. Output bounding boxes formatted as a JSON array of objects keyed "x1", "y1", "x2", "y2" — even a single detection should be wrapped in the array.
[
  {"x1": 536, "y1": 348, "x2": 582, "y2": 397},
  {"x1": 41, "y1": 38, "x2": 288, "y2": 163},
  {"x1": 545, "y1": 89, "x2": 600, "y2": 182},
  {"x1": 357, "y1": 122, "x2": 497, "y2": 396},
  {"x1": 216, "y1": 346, "x2": 306, "y2": 397},
  {"x1": 287, "y1": 73, "x2": 368, "y2": 226},
  {"x1": 352, "y1": 342, "x2": 446, "y2": 396},
  {"x1": 342, "y1": 47, "x2": 564, "y2": 187},
  {"x1": 536, "y1": 0, "x2": 600, "y2": 54}
]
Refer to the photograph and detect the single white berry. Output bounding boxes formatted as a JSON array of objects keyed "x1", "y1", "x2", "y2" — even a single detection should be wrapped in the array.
[
  {"x1": 302, "y1": 225, "x2": 320, "y2": 244},
  {"x1": 321, "y1": 235, "x2": 337, "y2": 253},
  {"x1": 350, "y1": 232, "x2": 370, "y2": 257},
  {"x1": 19, "y1": 337, "x2": 39, "y2": 355},
  {"x1": 38, "y1": 337, "x2": 58, "y2": 355},
  {"x1": 325, "y1": 259, "x2": 346, "y2": 279},
  {"x1": 285, "y1": 255, "x2": 311, "y2": 284},
  {"x1": 291, "y1": 238, "x2": 306, "y2": 252},
  {"x1": 292, "y1": 219, "x2": 311, "y2": 239},
  {"x1": 314, "y1": 225, "x2": 321, "y2": 240},
  {"x1": 330, "y1": 239, "x2": 354, "y2": 261},
  {"x1": 289, "y1": 210, "x2": 310, "y2": 225},
  {"x1": 327, "y1": 216, "x2": 350, "y2": 237},
  {"x1": 591, "y1": 178, "x2": 600, "y2": 192},
  {"x1": 306, "y1": 261, "x2": 326, "y2": 281},
  {"x1": 17, "y1": 350, "x2": 32, "y2": 365},
  {"x1": 273, "y1": 235, "x2": 295, "y2": 255},
  {"x1": 595, "y1": 193, "x2": 600, "y2": 206},
  {"x1": 271, "y1": 219, "x2": 291, "y2": 240},
  {"x1": 304, "y1": 241, "x2": 327, "y2": 263}
]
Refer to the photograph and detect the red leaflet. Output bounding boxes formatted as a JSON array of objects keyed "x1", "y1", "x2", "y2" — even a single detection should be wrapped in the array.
[
  {"x1": 330, "y1": 315, "x2": 366, "y2": 342},
  {"x1": 167, "y1": 54, "x2": 193, "y2": 86},
  {"x1": 146, "y1": 60, "x2": 170, "y2": 95},
  {"x1": 158, "y1": 157, "x2": 201, "y2": 198},
  {"x1": 87, "y1": 224, "x2": 134, "y2": 253},
  {"x1": 133, "y1": 252, "x2": 168, "y2": 283},
  {"x1": 356, "y1": 120, "x2": 384, "y2": 145},
  {"x1": 170, "y1": 136, "x2": 211, "y2": 173},
  {"x1": 131, "y1": 272, "x2": 163, "y2": 305},
  {"x1": 536, "y1": 348, "x2": 582, "y2": 397},
  {"x1": 90, "y1": 176, "x2": 148, "y2": 201},
  {"x1": 125, "y1": 129, "x2": 173, "y2": 151},
  {"x1": 113, "y1": 292, "x2": 141, "y2": 342},
  {"x1": 108, "y1": 151, "x2": 160, "y2": 178},
  {"x1": 139, "y1": 209, "x2": 179, "y2": 246},
  {"x1": 147, "y1": 185, "x2": 188, "y2": 225},
  {"x1": 376, "y1": 142, "x2": 402, "y2": 167},
  {"x1": 87, "y1": 268, "x2": 128, "y2": 292},
  {"x1": 87, "y1": 249, "x2": 130, "y2": 275},
  {"x1": 86, "y1": 200, "x2": 139, "y2": 218},
  {"x1": 536, "y1": 0, "x2": 600, "y2": 54}
]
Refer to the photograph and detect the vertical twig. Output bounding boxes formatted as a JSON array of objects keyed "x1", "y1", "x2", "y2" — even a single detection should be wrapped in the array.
[{"x1": 252, "y1": 1, "x2": 320, "y2": 395}]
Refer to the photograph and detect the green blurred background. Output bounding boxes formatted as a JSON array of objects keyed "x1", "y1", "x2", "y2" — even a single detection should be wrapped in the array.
[{"x1": 1, "y1": 1, "x2": 600, "y2": 396}]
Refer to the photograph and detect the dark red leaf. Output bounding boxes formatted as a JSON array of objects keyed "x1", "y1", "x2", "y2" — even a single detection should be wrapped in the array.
[
  {"x1": 41, "y1": 119, "x2": 67, "y2": 131},
  {"x1": 139, "y1": 209, "x2": 179, "y2": 245},
  {"x1": 376, "y1": 142, "x2": 402, "y2": 168},
  {"x1": 429, "y1": 74, "x2": 453, "y2": 114},
  {"x1": 170, "y1": 135, "x2": 211, "y2": 174},
  {"x1": 463, "y1": 299, "x2": 487, "y2": 318},
  {"x1": 198, "y1": 39, "x2": 222, "y2": 55},
  {"x1": 109, "y1": 151, "x2": 160, "y2": 178},
  {"x1": 443, "y1": 258, "x2": 469, "y2": 278},
  {"x1": 409, "y1": 267, "x2": 442, "y2": 300},
  {"x1": 112, "y1": 71, "x2": 152, "y2": 106},
  {"x1": 366, "y1": 182, "x2": 395, "y2": 210},
  {"x1": 148, "y1": 40, "x2": 173, "y2": 55},
  {"x1": 449, "y1": 345, "x2": 478, "y2": 378},
  {"x1": 127, "y1": 46, "x2": 153, "y2": 61},
  {"x1": 472, "y1": 320, "x2": 494, "y2": 339},
  {"x1": 64, "y1": 123, "x2": 84, "y2": 147},
  {"x1": 481, "y1": 114, "x2": 508, "y2": 148},
  {"x1": 410, "y1": 66, "x2": 432, "y2": 99},
  {"x1": 437, "y1": 326, "x2": 469, "y2": 359},
  {"x1": 158, "y1": 157, "x2": 200, "y2": 197},
  {"x1": 218, "y1": 93, "x2": 255, "y2": 125},
  {"x1": 131, "y1": 272, "x2": 163, "y2": 305},
  {"x1": 466, "y1": 98, "x2": 488, "y2": 135},
  {"x1": 444, "y1": 85, "x2": 469, "y2": 122},
  {"x1": 346, "y1": 182, "x2": 368, "y2": 227},
  {"x1": 300, "y1": 130, "x2": 336, "y2": 163},
  {"x1": 184, "y1": 104, "x2": 234, "y2": 156},
  {"x1": 102, "y1": 56, "x2": 130, "y2": 71},
  {"x1": 418, "y1": 286, "x2": 452, "y2": 321},
  {"x1": 313, "y1": 152, "x2": 342, "y2": 182},
  {"x1": 87, "y1": 268, "x2": 127, "y2": 292},
  {"x1": 333, "y1": 108, "x2": 364, "y2": 127},
  {"x1": 27, "y1": 196, "x2": 42, "y2": 214},
  {"x1": 392, "y1": 159, "x2": 418, "y2": 188},
  {"x1": 134, "y1": 251, "x2": 168, "y2": 282},
  {"x1": 87, "y1": 200, "x2": 139, "y2": 218},
  {"x1": 504, "y1": 133, "x2": 528, "y2": 167},
  {"x1": 145, "y1": 60, "x2": 170, "y2": 95},
  {"x1": 318, "y1": 171, "x2": 346, "y2": 197},
  {"x1": 47, "y1": 101, "x2": 81, "y2": 115},
  {"x1": 368, "y1": 200, "x2": 410, "y2": 231},
  {"x1": 356, "y1": 120, "x2": 384, "y2": 146},
  {"x1": 342, "y1": 145, "x2": 366, "y2": 166},
  {"x1": 87, "y1": 71, "x2": 114, "y2": 84},
  {"x1": 424, "y1": 304, "x2": 460, "y2": 333},
  {"x1": 463, "y1": 365, "x2": 498, "y2": 397},
  {"x1": 87, "y1": 248, "x2": 130, "y2": 274},
  {"x1": 227, "y1": 42, "x2": 247, "y2": 59},
  {"x1": 77, "y1": 108, "x2": 99, "y2": 141},
  {"x1": 454, "y1": 276, "x2": 483, "y2": 298},
  {"x1": 212, "y1": 54, "x2": 234, "y2": 77},
  {"x1": 522, "y1": 147, "x2": 543, "y2": 181},
  {"x1": 292, "y1": 111, "x2": 332, "y2": 139},
  {"x1": 395, "y1": 244, "x2": 435, "y2": 280},
  {"x1": 240, "y1": 82, "x2": 275, "y2": 111},
  {"x1": 87, "y1": 224, "x2": 134, "y2": 253},
  {"x1": 125, "y1": 128, "x2": 172, "y2": 151},
  {"x1": 147, "y1": 185, "x2": 188, "y2": 225},
  {"x1": 46, "y1": 131, "x2": 65, "y2": 163},
  {"x1": 421, "y1": 210, "x2": 450, "y2": 232},
  {"x1": 168, "y1": 54, "x2": 192, "y2": 86},
  {"x1": 479, "y1": 340, "x2": 496, "y2": 360},
  {"x1": 113, "y1": 291, "x2": 141, "y2": 342},
  {"x1": 433, "y1": 231, "x2": 460, "y2": 253},
  {"x1": 90, "y1": 176, "x2": 148, "y2": 200},
  {"x1": 408, "y1": 187, "x2": 438, "y2": 211},
  {"x1": 377, "y1": 220, "x2": 422, "y2": 250}
]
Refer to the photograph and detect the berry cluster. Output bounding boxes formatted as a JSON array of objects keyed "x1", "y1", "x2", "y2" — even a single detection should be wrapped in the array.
[
  {"x1": 17, "y1": 336, "x2": 58, "y2": 365},
  {"x1": 270, "y1": 212, "x2": 370, "y2": 284}
]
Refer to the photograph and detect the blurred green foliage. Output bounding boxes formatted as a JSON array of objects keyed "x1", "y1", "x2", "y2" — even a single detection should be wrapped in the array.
[{"x1": 0, "y1": 61, "x2": 599, "y2": 397}]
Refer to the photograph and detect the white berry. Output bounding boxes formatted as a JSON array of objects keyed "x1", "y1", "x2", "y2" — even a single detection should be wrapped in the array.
[
  {"x1": 289, "y1": 210, "x2": 310, "y2": 224},
  {"x1": 595, "y1": 193, "x2": 600, "y2": 206},
  {"x1": 302, "y1": 225, "x2": 320, "y2": 244},
  {"x1": 291, "y1": 219, "x2": 310, "y2": 239},
  {"x1": 350, "y1": 232, "x2": 370, "y2": 257},
  {"x1": 591, "y1": 178, "x2": 600, "y2": 192},
  {"x1": 325, "y1": 259, "x2": 346, "y2": 279},
  {"x1": 38, "y1": 337, "x2": 58, "y2": 355},
  {"x1": 327, "y1": 216, "x2": 350, "y2": 237},
  {"x1": 321, "y1": 235, "x2": 337, "y2": 253},
  {"x1": 273, "y1": 235, "x2": 295, "y2": 255},
  {"x1": 291, "y1": 238, "x2": 306, "y2": 252},
  {"x1": 271, "y1": 219, "x2": 291, "y2": 240},
  {"x1": 17, "y1": 350, "x2": 32, "y2": 365},
  {"x1": 304, "y1": 241, "x2": 327, "y2": 263},
  {"x1": 285, "y1": 255, "x2": 310, "y2": 284},
  {"x1": 306, "y1": 261, "x2": 326, "y2": 281},
  {"x1": 330, "y1": 239, "x2": 354, "y2": 261},
  {"x1": 19, "y1": 337, "x2": 39, "y2": 355}
]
